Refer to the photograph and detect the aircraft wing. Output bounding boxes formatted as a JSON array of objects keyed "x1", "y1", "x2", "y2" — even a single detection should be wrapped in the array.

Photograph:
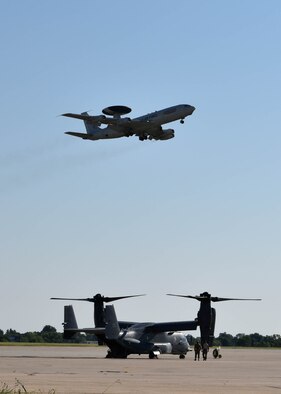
[
  {"x1": 128, "y1": 120, "x2": 169, "y2": 140},
  {"x1": 132, "y1": 122, "x2": 172, "y2": 140},
  {"x1": 64, "y1": 322, "x2": 138, "y2": 334},
  {"x1": 119, "y1": 320, "x2": 140, "y2": 329},
  {"x1": 65, "y1": 131, "x2": 92, "y2": 139},
  {"x1": 144, "y1": 320, "x2": 198, "y2": 333},
  {"x1": 100, "y1": 118, "x2": 164, "y2": 139}
]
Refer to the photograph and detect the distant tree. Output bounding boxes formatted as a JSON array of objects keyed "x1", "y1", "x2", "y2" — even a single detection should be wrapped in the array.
[
  {"x1": 74, "y1": 333, "x2": 87, "y2": 343},
  {"x1": 235, "y1": 333, "x2": 252, "y2": 347},
  {"x1": 41, "y1": 325, "x2": 62, "y2": 343},
  {"x1": 21, "y1": 331, "x2": 44, "y2": 343},
  {"x1": 41, "y1": 325, "x2": 57, "y2": 333},
  {"x1": 1, "y1": 326, "x2": 280, "y2": 347},
  {"x1": 85, "y1": 333, "x2": 98, "y2": 343},
  {"x1": 62, "y1": 332, "x2": 87, "y2": 344},
  {"x1": 271, "y1": 334, "x2": 281, "y2": 347},
  {"x1": 250, "y1": 332, "x2": 264, "y2": 347},
  {"x1": 212, "y1": 337, "x2": 221, "y2": 347},
  {"x1": 217, "y1": 332, "x2": 234, "y2": 346},
  {"x1": 5, "y1": 329, "x2": 20, "y2": 342}
]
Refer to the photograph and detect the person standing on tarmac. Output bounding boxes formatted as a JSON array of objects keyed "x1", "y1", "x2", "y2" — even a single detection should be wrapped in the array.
[
  {"x1": 194, "y1": 340, "x2": 201, "y2": 361},
  {"x1": 202, "y1": 342, "x2": 209, "y2": 360}
]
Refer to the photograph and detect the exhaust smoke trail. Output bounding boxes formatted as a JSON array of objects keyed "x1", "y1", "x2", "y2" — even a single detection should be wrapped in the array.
[{"x1": 1, "y1": 138, "x2": 150, "y2": 193}]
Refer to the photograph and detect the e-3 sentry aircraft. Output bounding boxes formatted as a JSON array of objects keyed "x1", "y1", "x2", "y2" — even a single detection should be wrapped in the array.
[{"x1": 62, "y1": 104, "x2": 195, "y2": 141}]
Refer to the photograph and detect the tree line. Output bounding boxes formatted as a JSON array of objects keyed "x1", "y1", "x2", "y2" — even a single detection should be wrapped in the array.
[
  {"x1": 1, "y1": 327, "x2": 281, "y2": 347},
  {"x1": 188, "y1": 332, "x2": 281, "y2": 347}
]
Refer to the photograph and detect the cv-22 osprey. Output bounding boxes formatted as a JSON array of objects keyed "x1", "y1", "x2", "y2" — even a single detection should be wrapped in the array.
[
  {"x1": 51, "y1": 292, "x2": 261, "y2": 359},
  {"x1": 62, "y1": 104, "x2": 195, "y2": 141}
]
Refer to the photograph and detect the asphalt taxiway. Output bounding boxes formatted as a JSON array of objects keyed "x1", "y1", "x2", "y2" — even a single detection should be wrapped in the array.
[{"x1": 0, "y1": 346, "x2": 280, "y2": 393}]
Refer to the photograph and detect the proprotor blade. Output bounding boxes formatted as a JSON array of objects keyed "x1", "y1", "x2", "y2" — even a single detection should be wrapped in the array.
[
  {"x1": 209, "y1": 297, "x2": 262, "y2": 302},
  {"x1": 167, "y1": 294, "x2": 205, "y2": 301},
  {"x1": 51, "y1": 297, "x2": 95, "y2": 302},
  {"x1": 167, "y1": 293, "x2": 261, "y2": 302},
  {"x1": 51, "y1": 294, "x2": 145, "y2": 303},
  {"x1": 102, "y1": 294, "x2": 146, "y2": 303}
]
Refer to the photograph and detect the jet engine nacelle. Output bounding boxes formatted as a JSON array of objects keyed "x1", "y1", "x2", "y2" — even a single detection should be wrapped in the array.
[{"x1": 159, "y1": 129, "x2": 175, "y2": 140}]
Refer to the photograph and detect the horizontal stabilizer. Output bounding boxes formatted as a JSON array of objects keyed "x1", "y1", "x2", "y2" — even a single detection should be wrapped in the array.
[
  {"x1": 62, "y1": 113, "x2": 91, "y2": 121},
  {"x1": 64, "y1": 327, "x2": 105, "y2": 335},
  {"x1": 65, "y1": 131, "x2": 91, "y2": 139},
  {"x1": 62, "y1": 113, "x2": 105, "y2": 123}
]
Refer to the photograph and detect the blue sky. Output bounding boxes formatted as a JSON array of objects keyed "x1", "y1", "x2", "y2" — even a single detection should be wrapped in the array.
[{"x1": 1, "y1": 1, "x2": 280, "y2": 336}]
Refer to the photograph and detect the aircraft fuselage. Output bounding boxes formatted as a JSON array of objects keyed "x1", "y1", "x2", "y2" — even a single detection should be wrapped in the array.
[
  {"x1": 134, "y1": 104, "x2": 195, "y2": 125},
  {"x1": 103, "y1": 322, "x2": 190, "y2": 358}
]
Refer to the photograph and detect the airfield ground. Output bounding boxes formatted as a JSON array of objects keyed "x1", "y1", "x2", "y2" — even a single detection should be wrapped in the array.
[{"x1": 0, "y1": 345, "x2": 280, "y2": 393}]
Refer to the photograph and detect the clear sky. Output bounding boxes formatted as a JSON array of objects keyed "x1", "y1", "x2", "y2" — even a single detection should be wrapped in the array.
[{"x1": 1, "y1": 0, "x2": 280, "y2": 337}]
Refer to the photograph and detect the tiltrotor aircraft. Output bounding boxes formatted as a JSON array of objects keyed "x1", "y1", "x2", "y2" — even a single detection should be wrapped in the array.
[
  {"x1": 62, "y1": 104, "x2": 195, "y2": 141},
  {"x1": 51, "y1": 292, "x2": 261, "y2": 359}
]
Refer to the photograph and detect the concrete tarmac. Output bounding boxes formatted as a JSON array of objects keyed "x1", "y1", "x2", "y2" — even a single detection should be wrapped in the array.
[{"x1": 0, "y1": 345, "x2": 281, "y2": 393}]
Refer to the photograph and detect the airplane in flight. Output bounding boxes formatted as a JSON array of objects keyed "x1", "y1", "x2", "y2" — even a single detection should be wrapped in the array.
[
  {"x1": 62, "y1": 104, "x2": 195, "y2": 141},
  {"x1": 52, "y1": 292, "x2": 261, "y2": 359}
]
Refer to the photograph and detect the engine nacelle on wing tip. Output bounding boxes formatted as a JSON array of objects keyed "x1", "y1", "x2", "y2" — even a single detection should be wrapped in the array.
[{"x1": 159, "y1": 128, "x2": 175, "y2": 140}]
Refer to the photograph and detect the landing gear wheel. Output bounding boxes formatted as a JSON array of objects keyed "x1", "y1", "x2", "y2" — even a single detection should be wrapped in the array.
[
  {"x1": 180, "y1": 119, "x2": 184, "y2": 124},
  {"x1": 179, "y1": 354, "x2": 185, "y2": 359}
]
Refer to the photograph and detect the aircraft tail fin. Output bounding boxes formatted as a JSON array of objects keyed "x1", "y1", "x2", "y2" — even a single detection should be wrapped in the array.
[
  {"x1": 63, "y1": 305, "x2": 78, "y2": 339},
  {"x1": 81, "y1": 112, "x2": 101, "y2": 135},
  {"x1": 105, "y1": 305, "x2": 120, "y2": 340}
]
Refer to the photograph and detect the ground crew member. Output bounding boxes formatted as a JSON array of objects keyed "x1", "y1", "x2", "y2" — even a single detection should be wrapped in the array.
[
  {"x1": 202, "y1": 342, "x2": 209, "y2": 360},
  {"x1": 194, "y1": 340, "x2": 201, "y2": 361}
]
